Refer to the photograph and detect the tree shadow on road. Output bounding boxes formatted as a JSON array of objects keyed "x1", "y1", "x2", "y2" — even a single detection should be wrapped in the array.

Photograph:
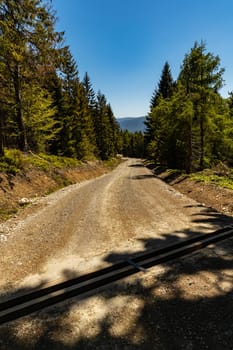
[
  {"x1": 128, "y1": 163, "x2": 145, "y2": 168},
  {"x1": 129, "y1": 174, "x2": 156, "y2": 180},
  {"x1": 1, "y1": 214, "x2": 233, "y2": 349}
]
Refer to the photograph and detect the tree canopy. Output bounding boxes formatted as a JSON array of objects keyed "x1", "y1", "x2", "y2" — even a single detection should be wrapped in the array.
[
  {"x1": 145, "y1": 42, "x2": 233, "y2": 172},
  {"x1": 0, "y1": 0, "x2": 120, "y2": 160}
]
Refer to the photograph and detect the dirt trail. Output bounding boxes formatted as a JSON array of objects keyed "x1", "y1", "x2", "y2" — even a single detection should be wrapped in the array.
[{"x1": 0, "y1": 159, "x2": 231, "y2": 293}]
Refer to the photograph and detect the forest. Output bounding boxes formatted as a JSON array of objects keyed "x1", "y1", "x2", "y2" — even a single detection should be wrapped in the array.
[
  {"x1": 0, "y1": 0, "x2": 124, "y2": 161},
  {"x1": 0, "y1": 0, "x2": 232, "y2": 173},
  {"x1": 145, "y1": 43, "x2": 233, "y2": 173}
]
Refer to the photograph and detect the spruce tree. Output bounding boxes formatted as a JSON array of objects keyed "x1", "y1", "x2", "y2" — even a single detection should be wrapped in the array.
[
  {"x1": 145, "y1": 42, "x2": 229, "y2": 172},
  {"x1": 81, "y1": 72, "x2": 98, "y2": 156},
  {"x1": 94, "y1": 91, "x2": 119, "y2": 159},
  {"x1": 179, "y1": 41, "x2": 224, "y2": 170},
  {"x1": 146, "y1": 62, "x2": 174, "y2": 156},
  {"x1": 0, "y1": 0, "x2": 63, "y2": 151},
  {"x1": 57, "y1": 46, "x2": 80, "y2": 156},
  {"x1": 73, "y1": 83, "x2": 96, "y2": 159},
  {"x1": 150, "y1": 62, "x2": 174, "y2": 109},
  {"x1": 82, "y1": 72, "x2": 96, "y2": 110}
]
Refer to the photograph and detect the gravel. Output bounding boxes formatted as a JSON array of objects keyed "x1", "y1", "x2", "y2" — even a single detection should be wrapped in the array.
[{"x1": 0, "y1": 159, "x2": 233, "y2": 349}]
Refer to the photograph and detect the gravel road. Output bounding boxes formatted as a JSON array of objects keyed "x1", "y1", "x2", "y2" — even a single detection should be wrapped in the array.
[{"x1": 0, "y1": 158, "x2": 230, "y2": 293}]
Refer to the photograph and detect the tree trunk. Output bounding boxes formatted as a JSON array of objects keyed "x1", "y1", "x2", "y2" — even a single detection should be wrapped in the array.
[
  {"x1": 185, "y1": 122, "x2": 192, "y2": 174},
  {"x1": 13, "y1": 64, "x2": 28, "y2": 151},
  {"x1": 0, "y1": 111, "x2": 4, "y2": 157},
  {"x1": 199, "y1": 113, "x2": 204, "y2": 170}
]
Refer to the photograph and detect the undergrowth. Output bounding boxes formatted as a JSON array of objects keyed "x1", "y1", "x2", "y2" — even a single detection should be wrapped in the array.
[
  {"x1": 190, "y1": 172, "x2": 233, "y2": 190},
  {"x1": 103, "y1": 157, "x2": 123, "y2": 169},
  {"x1": 144, "y1": 159, "x2": 233, "y2": 190},
  {"x1": 0, "y1": 149, "x2": 122, "y2": 178},
  {"x1": 0, "y1": 149, "x2": 83, "y2": 174},
  {"x1": 0, "y1": 149, "x2": 122, "y2": 222}
]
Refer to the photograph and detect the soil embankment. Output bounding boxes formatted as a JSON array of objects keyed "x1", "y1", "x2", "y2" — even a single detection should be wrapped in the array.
[{"x1": 0, "y1": 161, "x2": 111, "y2": 221}]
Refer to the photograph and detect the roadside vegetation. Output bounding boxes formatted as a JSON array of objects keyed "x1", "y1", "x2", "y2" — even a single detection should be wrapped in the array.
[
  {"x1": 146, "y1": 159, "x2": 233, "y2": 192},
  {"x1": 0, "y1": 149, "x2": 83, "y2": 175},
  {"x1": 0, "y1": 149, "x2": 123, "y2": 222},
  {"x1": 145, "y1": 42, "x2": 233, "y2": 174},
  {"x1": 190, "y1": 170, "x2": 233, "y2": 190},
  {"x1": 0, "y1": 148, "x2": 122, "y2": 178},
  {"x1": 143, "y1": 42, "x2": 233, "y2": 195}
]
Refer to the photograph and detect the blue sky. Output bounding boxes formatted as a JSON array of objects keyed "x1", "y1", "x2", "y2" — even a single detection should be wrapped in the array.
[{"x1": 53, "y1": 0, "x2": 233, "y2": 118}]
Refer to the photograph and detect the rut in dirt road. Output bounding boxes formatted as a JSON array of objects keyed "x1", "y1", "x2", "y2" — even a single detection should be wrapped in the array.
[{"x1": 0, "y1": 158, "x2": 231, "y2": 293}]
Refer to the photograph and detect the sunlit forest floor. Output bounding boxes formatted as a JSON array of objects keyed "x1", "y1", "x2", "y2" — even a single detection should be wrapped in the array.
[{"x1": 158, "y1": 170, "x2": 233, "y2": 217}]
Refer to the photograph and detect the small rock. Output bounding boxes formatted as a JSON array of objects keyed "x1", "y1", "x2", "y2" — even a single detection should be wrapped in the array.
[
  {"x1": 18, "y1": 197, "x2": 32, "y2": 206},
  {"x1": 0, "y1": 234, "x2": 7, "y2": 242}
]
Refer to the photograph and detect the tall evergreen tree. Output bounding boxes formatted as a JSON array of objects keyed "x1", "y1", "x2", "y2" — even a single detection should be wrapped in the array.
[
  {"x1": 150, "y1": 62, "x2": 174, "y2": 109},
  {"x1": 145, "y1": 62, "x2": 174, "y2": 157},
  {"x1": 73, "y1": 82, "x2": 96, "y2": 159},
  {"x1": 81, "y1": 72, "x2": 98, "y2": 156},
  {"x1": 22, "y1": 85, "x2": 58, "y2": 152},
  {"x1": 0, "y1": 0, "x2": 124, "y2": 162},
  {"x1": 106, "y1": 103, "x2": 120, "y2": 156},
  {"x1": 82, "y1": 72, "x2": 96, "y2": 109},
  {"x1": 179, "y1": 41, "x2": 225, "y2": 170},
  {"x1": 0, "y1": 0, "x2": 63, "y2": 151},
  {"x1": 57, "y1": 46, "x2": 80, "y2": 156},
  {"x1": 94, "y1": 91, "x2": 119, "y2": 159},
  {"x1": 145, "y1": 43, "x2": 229, "y2": 172}
]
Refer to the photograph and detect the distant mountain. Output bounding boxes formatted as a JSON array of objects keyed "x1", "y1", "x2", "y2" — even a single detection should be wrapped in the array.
[{"x1": 117, "y1": 116, "x2": 146, "y2": 133}]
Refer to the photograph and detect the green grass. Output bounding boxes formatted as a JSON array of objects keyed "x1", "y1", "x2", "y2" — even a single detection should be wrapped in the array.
[
  {"x1": 0, "y1": 149, "x2": 83, "y2": 174},
  {"x1": 190, "y1": 172, "x2": 233, "y2": 190},
  {"x1": 0, "y1": 208, "x2": 18, "y2": 220},
  {"x1": 0, "y1": 149, "x2": 122, "y2": 222},
  {"x1": 103, "y1": 157, "x2": 123, "y2": 169},
  {"x1": 0, "y1": 149, "x2": 25, "y2": 174},
  {"x1": 0, "y1": 149, "x2": 122, "y2": 179}
]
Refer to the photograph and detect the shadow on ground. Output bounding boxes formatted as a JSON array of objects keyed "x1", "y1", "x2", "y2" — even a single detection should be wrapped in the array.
[
  {"x1": 128, "y1": 163, "x2": 145, "y2": 168},
  {"x1": 0, "y1": 212, "x2": 233, "y2": 349},
  {"x1": 144, "y1": 163, "x2": 189, "y2": 185},
  {"x1": 129, "y1": 174, "x2": 155, "y2": 180}
]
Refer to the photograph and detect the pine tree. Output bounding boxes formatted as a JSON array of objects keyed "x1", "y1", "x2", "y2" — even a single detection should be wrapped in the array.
[
  {"x1": 73, "y1": 83, "x2": 96, "y2": 159},
  {"x1": 145, "y1": 62, "x2": 174, "y2": 157},
  {"x1": 0, "y1": 0, "x2": 63, "y2": 151},
  {"x1": 179, "y1": 41, "x2": 225, "y2": 170},
  {"x1": 150, "y1": 62, "x2": 174, "y2": 109},
  {"x1": 94, "y1": 91, "x2": 119, "y2": 159},
  {"x1": 57, "y1": 46, "x2": 80, "y2": 156},
  {"x1": 0, "y1": 0, "x2": 123, "y2": 161},
  {"x1": 82, "y1": 72, "x2": 96, "y2": 110},
  {"x1": 145, "y1": 42, "x2": 229, "y2": 172},
  {"x1": 22, "y1": 85, "x2": 58, "y2": 152},
  {"x1": 81, "y1": 72, "x2": 98, "y2": 156},
  {"x1": 106, "y1": 103, "x2": 120, "y2": 156}
]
